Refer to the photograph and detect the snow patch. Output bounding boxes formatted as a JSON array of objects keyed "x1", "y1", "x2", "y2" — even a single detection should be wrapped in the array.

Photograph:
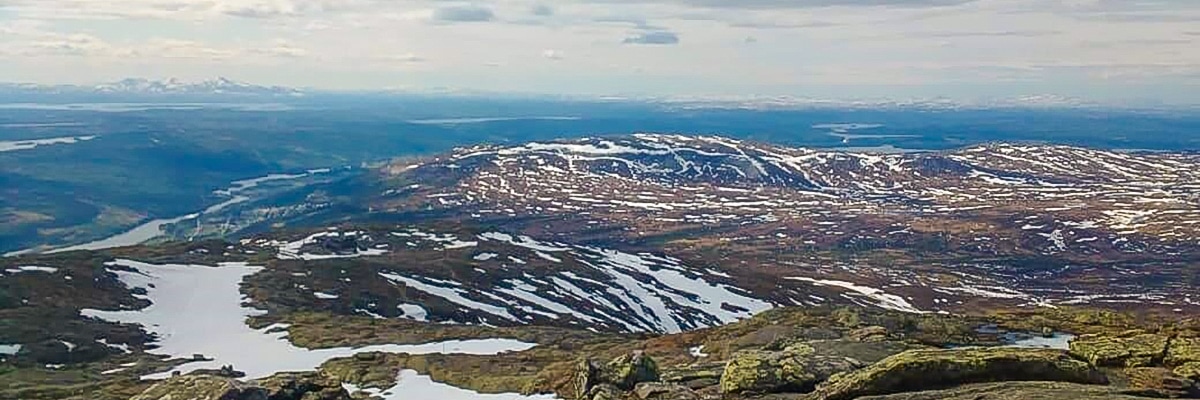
[
  {"x1": 0, "y1": 344, "x2": 20, "y2": 355},
  {"x1": 79, "y1": 259, "x2": 536, "y2": 380},
  {"x1": 4, "y1": 265, "x2": 59, "y2": 274},
  {"x1": 345, "y1": 369, "x2": 557, "y2": 400}
]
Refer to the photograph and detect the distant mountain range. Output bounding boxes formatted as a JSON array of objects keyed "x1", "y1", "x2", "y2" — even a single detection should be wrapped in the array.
[
  {"x1": 0, "y1": 77, "x2": 304, "y2": 97},
  {"x1": 1, "y1": 78, "x2": 1193, "y2": 111}
]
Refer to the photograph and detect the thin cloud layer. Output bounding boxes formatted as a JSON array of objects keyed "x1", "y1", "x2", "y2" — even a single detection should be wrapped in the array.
[{"x1": 0, "y1": 0, "x2": 1195, "y2": 104}]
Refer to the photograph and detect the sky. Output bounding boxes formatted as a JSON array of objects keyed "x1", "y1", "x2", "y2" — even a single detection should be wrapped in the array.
[{"x1": 0, "y1": 0, "x2": 1197, "y2": 103}]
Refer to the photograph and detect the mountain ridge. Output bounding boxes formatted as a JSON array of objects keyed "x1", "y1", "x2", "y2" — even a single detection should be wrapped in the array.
[
  {"x1": 1, "y1": 77, "x2": 304, "y2": 97},
  {"x1": 3, "y1": 133, "x2": 1200, "y2": 400}
]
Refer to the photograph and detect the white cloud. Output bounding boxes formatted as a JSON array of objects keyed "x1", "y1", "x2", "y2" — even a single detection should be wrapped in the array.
[{"x1": 542, "y1": 49, "x2": 564, "y2": 60}]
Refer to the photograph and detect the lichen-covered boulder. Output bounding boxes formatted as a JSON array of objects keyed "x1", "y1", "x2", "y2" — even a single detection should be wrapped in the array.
[
  {"x1": 632, "y1": 382, "x2": 699, "y2": 400},
  {"x1": 720, "y1": 351, "x2": 782, "y2": 394},
  {"x1": 575, "y1": 359, "x2": 602, "y2": 400},
  {"x1": 131, "y1": 375, "x2": 268, "y2": 400},
  {"x1": 719, "y1": 344, "x2": 860, "y2": 394},
  {"x1": 811, "y1": 347, "x2": 1107, "y2": 400},
  {"x1": 574, "y1": 351, "x2": 661, "y2": 398},
  {"x1": 607, "y1": 351, "x2": 660, "y2": 390},
  {"x1": 1068, "y1": 332, "x2": 1169, "y2": 367},
  {"x1": 1167, "y1": 337, "x2": 1200, "y2": 366}
]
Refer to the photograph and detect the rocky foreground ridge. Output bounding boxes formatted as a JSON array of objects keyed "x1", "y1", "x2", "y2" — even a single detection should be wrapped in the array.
[
  {"x1": 125, "y1": 306, "x2": 1200, "y2": 400},
  {"x1": 5, "y1": 267, "x2": 1200, "y2": 400}
]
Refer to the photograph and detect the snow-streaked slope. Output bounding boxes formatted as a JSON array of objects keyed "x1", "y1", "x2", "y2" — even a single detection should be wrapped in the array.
[{"x1": 375, "y1": 230, "x2": 772, "y2": 333}]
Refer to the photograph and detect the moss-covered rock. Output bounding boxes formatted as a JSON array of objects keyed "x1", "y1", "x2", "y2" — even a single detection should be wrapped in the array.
[
  {"x1": 1167, "y1": 337, "x2": 1200, "y2": 366},
  {"x1": 607, "y1": 351, "x2": 660, "y2": 390},
  {"x1": 1068, "y1": 332, "x2": 1169, "y2": 367},
  {"x1": 1117, "y1": 367, "x2": 1198, "y2": 398},
  {"x1": 131, "y1": 375, "x2": 268, "y2": 400},
  {"x1": 574, "y1": 358, "x2": 602, "y2": 400},
  {"x1": 1174, "y1": 362, "x2": 1200, "y2": 381},
  {"x1": 574, "y1": 351, "x2": 661, "y2": 398},
  {"x1": 719, "y1": 351, "x2": 781, "y2": 394},
  {"x1": 718, "y1": 344, "x2": 860, "y2": 394},
  {"x1": 811, "y1": 347, "x2": 1107, "y2": 400}
]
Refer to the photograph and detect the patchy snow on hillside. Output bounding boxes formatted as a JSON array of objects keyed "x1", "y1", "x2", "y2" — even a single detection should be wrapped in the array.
[
  {"x1": 275, "y1": 230, "x2": 388, "y2": 260},
  {"x1": 787, "y1": 277, "x2": 925, "y2": 314},
  {"x1": 80, "y1": 259, "x2": 536, "y2": 380},
  {"x1": 380, "y1": 272, "x2": 520, "y2": 322},
  {"x1": 375, "y1": 231, "x2": 772, "y2": 333}
]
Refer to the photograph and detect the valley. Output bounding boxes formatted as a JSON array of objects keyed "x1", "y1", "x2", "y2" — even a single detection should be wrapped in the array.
[{"x1": 3, "y1": 94, "x2": 1199, "y2": 254}]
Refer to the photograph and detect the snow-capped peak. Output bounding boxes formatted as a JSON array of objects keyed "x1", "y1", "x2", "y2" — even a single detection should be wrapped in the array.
[{"x1": 85, "y1": 77, "x2": 303, "y2": 96}]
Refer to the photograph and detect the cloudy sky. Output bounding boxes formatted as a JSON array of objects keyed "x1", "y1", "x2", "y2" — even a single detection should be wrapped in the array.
[{"x1": 0, "y1": 0, "x2": 1197, "y2": 102}]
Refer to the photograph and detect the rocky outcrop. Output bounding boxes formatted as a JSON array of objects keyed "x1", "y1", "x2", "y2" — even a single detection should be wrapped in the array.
[
  {"x1": 131, "y1": 375, "x2": 268, "y2": 400},
  {"x1": 659, "y1": 363, "x2": 723, "y2": 390},
  {"x1": 810, "y1": 347, "x2": 1106, "y2": 400},
  {"x1": 131, "y1": 373, "x2": 351, "y2": 400},
  {"x1": 584, "y1": 384, "x2": 622, "y2": 400},
  {"x1": 1068, "y1": 332, "x2": 1169, "y2": 368},
  {"x1": 255, "y1": 372, "x2": 351, "y2": 400},
  {"x1": 854, "y1": 381, "x2": 1154, "y2": 400},
  {"x1": 719, "y1": 344, "x2": 861, "y2": 394},
  {"x1": 632, "y1": 382, "x2": 698, "y2": 400},
  {"x1": 575, "y1": 351, "x2": 661, "y2": 399}
]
